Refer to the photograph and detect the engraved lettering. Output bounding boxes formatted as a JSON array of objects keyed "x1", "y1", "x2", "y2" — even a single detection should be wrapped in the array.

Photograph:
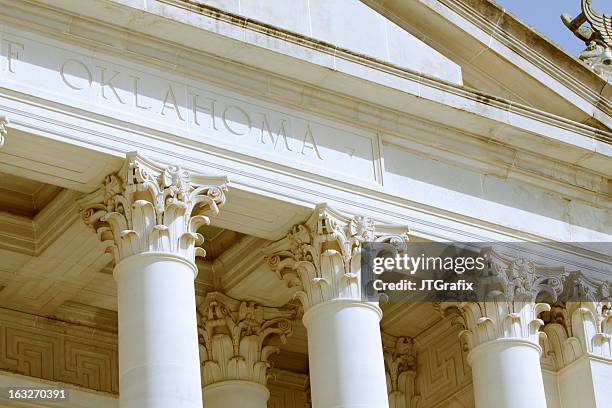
[
  {"x1": 4, "y1": 40, "x2": 24, "y2": 73},
  {"x1": 222, "y1": 105, "x2": 251, "y2": 136},
  {"x1": 300, "y1": 125, "x2": 323, "y2": 160},
  {"x1": 190, "y1": 93, "x2": 217, "y2": 130},
  {"x1": 259, "y1": 115, "x2": 292, "y2": 151},
  {"x1": 160, "y1": 84, "x2": 184, "y2": 121},
  {"x1": 60, "y1": 59, "x2": 93, "y2": 90},
  {"x1": 96, "y1": 66, "x2": 124, "y2": 104},
  {"x1": 129, "y1": 75, "x2": 150, "y2": 109}
]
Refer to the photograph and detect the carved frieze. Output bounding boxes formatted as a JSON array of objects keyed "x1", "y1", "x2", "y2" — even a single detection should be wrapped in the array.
[{"x1": 78, "y1": 152, "x2": 227, "y2": 264}]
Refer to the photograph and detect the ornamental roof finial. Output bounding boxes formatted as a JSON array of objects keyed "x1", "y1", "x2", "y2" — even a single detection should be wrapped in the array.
[{"x1": 562, "y1": 0, "x2": 612, "y2": 79}]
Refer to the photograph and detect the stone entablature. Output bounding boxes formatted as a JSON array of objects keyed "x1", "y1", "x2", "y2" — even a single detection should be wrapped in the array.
[{"x1": 78, "y1": 152, "x2": 227, "y2": 265}]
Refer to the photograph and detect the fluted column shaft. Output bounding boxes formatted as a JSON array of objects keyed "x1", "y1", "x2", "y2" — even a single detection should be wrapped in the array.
[{"x1": 79, "y1": 153, "x2": 227, "y2": 408}]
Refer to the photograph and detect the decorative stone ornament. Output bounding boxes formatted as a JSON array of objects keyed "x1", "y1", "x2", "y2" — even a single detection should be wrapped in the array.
[
  {"x1": 264, "y1": 204, "x2": 409, "y2": 408},
  {"x1": 440, "y1": 250, "x2": 569, "y2": 408},
  {"x1": 0, "y1": 116, "x2": 7, "y2": 148},
  {"x1": 198, "y1": 292, "x2": 295, "y2": 386},
  {"x1": 442, "y1": 250, "x2": 566, "y2": 349},
  {"x1": 382, "y1": 333, "x2": 420, "y2": 408},
  {"x1": 542, "y1": 271, "x2": 612, "y2": 369},
  {"x1": 263, "y1": 203, "x2": 410, "y2": 310},
  {"x1": 562, "y1": 0, "x2": 612, "y2": 79},
  {"x1": 78, "y1": 152, "x2": 228, "y2": 265}
]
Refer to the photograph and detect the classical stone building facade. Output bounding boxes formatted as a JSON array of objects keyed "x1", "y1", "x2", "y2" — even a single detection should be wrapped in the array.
[{"x1": 0, "y1": 1, "x2": 610, "y2": 407}]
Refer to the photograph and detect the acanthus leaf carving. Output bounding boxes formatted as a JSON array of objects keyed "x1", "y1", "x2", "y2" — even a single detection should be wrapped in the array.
[
  {"x1": 198, "y1": 292, "x2": 295, "y2": 387},
  {"x1": 541, "y1": 271, "x2": 612, "y2": 368},
  {"x1": 263, "y1": 204, "x2": 410, "y2": 310},
  {"x1": 78, "y1": 152, "x2": 227, "y2": 264},
  {"x1": 0, "y1": 115, "x2": 7, "y2": 148},
  {"x1": 441, "y1": 250, "x2": 566, "y2": 350},
  {"x1": 382, "y1": 332, "x2": 419, "y2": 408}
]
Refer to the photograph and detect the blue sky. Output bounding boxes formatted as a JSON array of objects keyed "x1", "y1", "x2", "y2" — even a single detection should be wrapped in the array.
[{"x1": 491, "y1": 0, "x2": 609, "y2": 55}]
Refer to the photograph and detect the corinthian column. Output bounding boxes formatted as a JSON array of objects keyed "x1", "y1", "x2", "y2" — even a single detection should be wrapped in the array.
[
  {"x1": 198, "y1": 292, "x2": 295, "y2": 408},
  {"x1": 264, "y1": 204, "x2": 409, "y2": 408},
  {"x1": 443, "y1": 252, "x2": 564, "y2": 408},
  {"x1": 79, "y1": 152, "x2": 227, "y2": 408}
]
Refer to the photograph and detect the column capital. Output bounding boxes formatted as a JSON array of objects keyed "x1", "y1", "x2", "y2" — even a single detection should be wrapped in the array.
[
  {"x1": 382, "y1": 333, "x2": 419, "y2": 408},
  {"x1": 263, "y1": 204, "x2": 409, "y2": 310},
  {"x1": 198, "y1": 292, "x2": 296, "y2": 387},
  {"x1": 78, "y1": 152, "x2": 227, "y2": 264},
  {"x1": 442, "y1": 250, "x2": 566, "y2": 351},
  {"x1": 541, "y1": 273, "x2": 611, "y2": 369},
  {"x1": 0, "y1": 115, "x2": 7, "y2": 148}
]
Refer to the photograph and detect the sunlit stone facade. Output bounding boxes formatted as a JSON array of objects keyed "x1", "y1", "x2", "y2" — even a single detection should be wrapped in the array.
[{"x1": 0, "y1": 1, "x2": 610, "y2": 407}]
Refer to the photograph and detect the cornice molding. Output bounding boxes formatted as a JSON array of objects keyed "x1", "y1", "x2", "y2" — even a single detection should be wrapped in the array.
[
  {"x1": 441, "y1": 0, "x2": 611, "y2": 112},
  {"x1": 0, "y1": 0, "x2": 608, "y2": 249}
]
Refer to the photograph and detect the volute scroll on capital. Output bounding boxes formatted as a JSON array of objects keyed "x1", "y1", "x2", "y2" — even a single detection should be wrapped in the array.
[
  {"x1": 263, "y1": 204, "x2": 410, "y2": 310},
  {"x1": 78, "y1": 152, "x2": 228, "y2": 264}
]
